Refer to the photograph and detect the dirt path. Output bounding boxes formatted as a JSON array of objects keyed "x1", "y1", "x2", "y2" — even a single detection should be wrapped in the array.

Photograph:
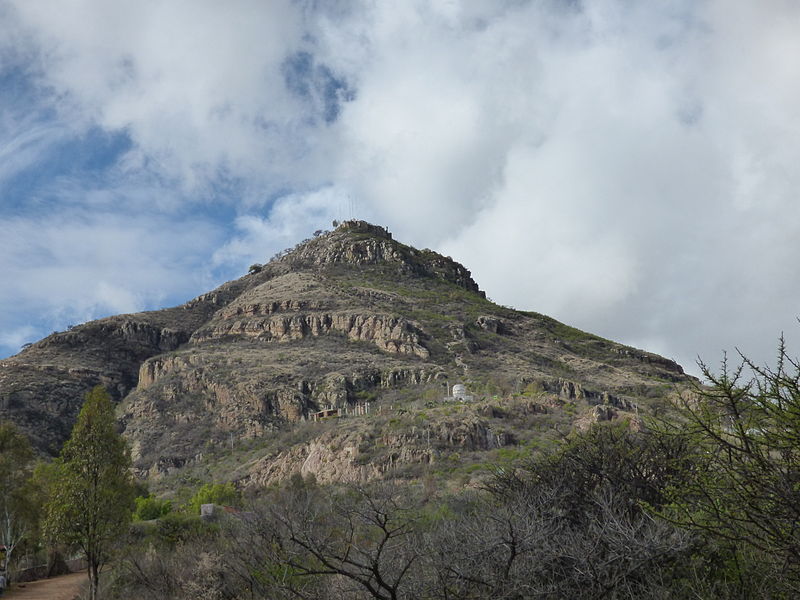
[{"x1": 4, "y1": 571, "x2": 86, "y2": 600}]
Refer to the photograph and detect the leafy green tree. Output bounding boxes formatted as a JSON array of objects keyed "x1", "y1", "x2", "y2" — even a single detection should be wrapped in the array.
[
  {"x1": 43, "y1": 386, "x2": 136, "y2": 600},
  {"x1": 28, "y1": 461, "x2": 66, "y2": 577},
  {"x1": 133, "y1": 495, "x2": 173, "y2": 521},
  {"x1": 655, "y1": 338, "x2": 800, "y2": 596},
  {"x1": 186, "y1": 482, "x2": 240, "y2": 515},
  {"x1": 0, "y1": 422, "x2": 37, "y2": 583},
  {"x1": 490, "y1": 422, "x2": 693, "y2": 517}
]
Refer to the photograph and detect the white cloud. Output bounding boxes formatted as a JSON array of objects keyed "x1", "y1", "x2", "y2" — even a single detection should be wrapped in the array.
[
  {"x1": 212, "y1": 187, "x2": 346, "y2": 271},
  {"x1": 0, "y1": 118, "x2": 68, "y2": 184},
  {"x1": 325, "y1": 0, "x2": 800, "y2": 371},
  {"x1": 0, "y1": 209, "x2": 224, "y2": 355},
  {"x1": 4, "y1": 0, "x2": 314, "y2": 196},
  {"x1": 0, "y1": 325, "x2": 37, "y2": 353},
  {"x1": 2, "y1": 0, "x2": 800, "y2": 373}
]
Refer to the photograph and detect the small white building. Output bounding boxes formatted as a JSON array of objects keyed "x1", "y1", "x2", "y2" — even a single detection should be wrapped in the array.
[{"x1": 446, "y1": 383, "x2": 473, "y2": 402}]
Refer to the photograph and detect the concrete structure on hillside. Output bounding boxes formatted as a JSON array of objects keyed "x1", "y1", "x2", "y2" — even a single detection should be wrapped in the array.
[
  {"x1": 444, "y1": 383, "x2": 473, "y2": 402},
  {"x1": 310, "y1": 402, "x2": 371, "y2": 421}
]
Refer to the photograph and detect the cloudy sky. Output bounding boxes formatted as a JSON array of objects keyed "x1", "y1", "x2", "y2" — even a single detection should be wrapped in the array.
[{"x1": 1, "y1": 0, "x2": 798, "y2": 376}]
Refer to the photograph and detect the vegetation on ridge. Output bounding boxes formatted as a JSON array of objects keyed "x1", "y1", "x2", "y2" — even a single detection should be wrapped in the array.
[{"x1": 0, "y1": 336, "x2": 798, "y2": 598}]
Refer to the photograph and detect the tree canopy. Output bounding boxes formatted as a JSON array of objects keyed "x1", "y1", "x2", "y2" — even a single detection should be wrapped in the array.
[
  {"x1": 654, "y1": 338, "x2": 800, "y2": 597},
  {"x1": 0, "y1": 421, "x2": 37, "y2": 582},
  {"x1": 43, "y1": 385, "x2": 136, "y2": 600},
  {"x1": 187, "y1": 482, "x2": 240, "y2": 515}
]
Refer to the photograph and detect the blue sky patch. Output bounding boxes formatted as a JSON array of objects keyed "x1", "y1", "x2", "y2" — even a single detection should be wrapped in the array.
[
  {"x1": 0, "y1": 126, "x2": 133, "y2": 212},
  {"x1": 282, "y1": 51, "x2": 354, "y2": 124}
]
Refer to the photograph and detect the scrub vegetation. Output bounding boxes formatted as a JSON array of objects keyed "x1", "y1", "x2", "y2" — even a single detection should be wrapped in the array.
[{"x1": 2, "y1": 338, "x2": 799, "y2": 599}]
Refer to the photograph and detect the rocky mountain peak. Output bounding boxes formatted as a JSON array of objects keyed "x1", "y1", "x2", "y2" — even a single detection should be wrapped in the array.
[
  {"x1": 336, "y1": 220, "x2": 393, "y2": 239},
  {"x1": 277, "y1": 220, "x2": 484, "y2": 296}
]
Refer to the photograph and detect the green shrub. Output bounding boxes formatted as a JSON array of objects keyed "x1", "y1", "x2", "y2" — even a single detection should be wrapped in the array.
[
  {"x1": 155, "y1": 512, "x2": 212, "y2": 546},
  {"x1": 186, "y1": 482, "x2": 240, "y2": 514},
  {"x1": 133, "y1": 495, "x2": 173, "y2": 521},
  {"x1": 523, "y1": 381, "x2": 544, "y2": 396}
]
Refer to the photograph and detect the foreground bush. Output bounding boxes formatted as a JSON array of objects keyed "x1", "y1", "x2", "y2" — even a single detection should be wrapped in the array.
[
  {"x1": 104, "y1": 335, "x2": 800, "y2": 599},
  {"x1": 133, "y1": 495, "x2": 172, "y2": 521},
  {"x1": 654, "y1": 337, "x2": 800, "y2": 597},
  {"x1": 106, "y1": 427, "x2": 719, "y2": 599}
]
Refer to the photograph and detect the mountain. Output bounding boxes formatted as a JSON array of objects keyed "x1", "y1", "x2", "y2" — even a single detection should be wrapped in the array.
[{"x1": 0, "y1": 221, "x2": 688, "y2": 488}]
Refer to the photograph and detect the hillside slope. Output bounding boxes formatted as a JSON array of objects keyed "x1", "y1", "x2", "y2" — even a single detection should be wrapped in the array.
[{"x1": 0, "y1": 221, "x2": 687, "y2": 486}]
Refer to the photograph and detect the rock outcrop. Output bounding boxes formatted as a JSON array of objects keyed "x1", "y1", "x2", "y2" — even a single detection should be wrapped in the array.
[
  {"x1": 192, "y1": 312, "x2": 430, "y2": 358},
  {"x1": 0, "y1": 316, "x2": 196, "y2": 453},
  {"x1": 241, "y1": 413, "x2": 509, "y2": 488},
  {"x1": 281, "y1": 221, "x2": 484, "y2": 296}
]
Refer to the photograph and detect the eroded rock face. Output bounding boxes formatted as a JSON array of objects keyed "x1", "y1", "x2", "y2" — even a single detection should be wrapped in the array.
[
  {"x1": 241, "y1": 414, "x2": 509, "y2": 488},
  {"x1": 192, "y1": 312, "x2": 429, "y2": 358},
  {"x1": 30, "y1": 319, "x2": 189, "y2": 359},
  {"x1": 245, "y1": 432, "x2": 385, "y2": 486},
  {"x1": 123, "y1": 356, "x2": 452, "y2": 475},
  {"x1": 574, "y1": 404, "x2": 643, "y2": 432},
  {"x1": 476, "y1": 315, "x2": 505, "y2": 334},
  {"x1": 218, "y1": 299, "x2": 324, "y2": 319},
  {"x1": 0, "y1": 318, "x2": 195, "y2": 454},
  {"x1": 611, "y1": 346, "x2": 684, "y2": 377},
  {"x1": 540, "y1": 378, "x2": 634, "y2": 411}
]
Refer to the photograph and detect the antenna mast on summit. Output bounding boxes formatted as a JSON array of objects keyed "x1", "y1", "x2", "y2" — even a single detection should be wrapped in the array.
[{"x1": 348, "y1": 195, "x2": 356, "y2": 219}]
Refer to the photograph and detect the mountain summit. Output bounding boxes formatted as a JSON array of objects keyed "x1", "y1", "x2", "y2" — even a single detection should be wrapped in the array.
[{"x1": 0, "y1": 221, "x2": 686, "y2": 484}]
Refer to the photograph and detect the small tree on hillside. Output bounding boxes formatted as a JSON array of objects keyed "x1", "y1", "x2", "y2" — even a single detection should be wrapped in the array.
[
  {"x1": 0, "y1": 422, "x2": 37, "y2": 584},
  {"x1": 187, "y1": 482, "x2": 240, "y2": 514},
  {"x1": 655, "y1": 338, "x2": 800, "y2": 596},
  {"x1": 43, "y1": 386, "x2": 136, "y2": 600}
]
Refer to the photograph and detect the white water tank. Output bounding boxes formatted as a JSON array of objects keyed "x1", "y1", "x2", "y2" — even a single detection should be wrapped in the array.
[{"x1": 452, "y1": 384, "x2": 467, "y2": 399}]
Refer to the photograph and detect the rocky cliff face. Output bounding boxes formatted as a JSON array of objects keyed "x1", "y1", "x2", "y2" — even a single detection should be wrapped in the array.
[
  {"x1": 1, "y1": 220, "x2": 688, "y2": 486},
  {"x1": 192, "y1": 310, "x2": 429, "y2": 358},
  {"x1": 240, "y1": 413, "x2": 506, "y2": 488},
  {"x1": 0, "y1": 316, "x2": 194, "y2": 453}
]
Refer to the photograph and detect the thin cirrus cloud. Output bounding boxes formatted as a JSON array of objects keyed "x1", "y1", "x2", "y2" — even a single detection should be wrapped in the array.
[
  {"x1": 0, "y1": 209, "x2": 225, "y2": 342},
  {"x1": 0, "y1": 1, "x2": 799, "y2": 375}
]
